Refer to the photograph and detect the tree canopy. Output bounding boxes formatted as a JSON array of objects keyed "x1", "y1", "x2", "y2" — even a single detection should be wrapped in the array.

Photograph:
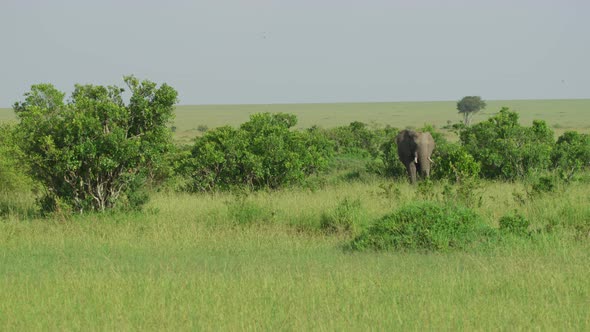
[
  {"x1": 457, "y1": 96, "x2": 486, "y2": 126},
  {"x1": 13, "y1": 76, "x2": 178, "y2": 213}
]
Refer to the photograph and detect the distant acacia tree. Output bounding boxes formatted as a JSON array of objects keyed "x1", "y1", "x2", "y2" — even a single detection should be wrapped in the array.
[{"x1": 457, "y1": 96, "x2": 486, "y2": 126}]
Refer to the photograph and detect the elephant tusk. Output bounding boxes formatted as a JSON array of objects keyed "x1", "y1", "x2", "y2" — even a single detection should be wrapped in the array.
[
  {"x1": 428, "y1": 157, "x2": 434, "y2": 163},
  {"x1": 414, "y1": 157, "x2": 418, "y2": 164}
]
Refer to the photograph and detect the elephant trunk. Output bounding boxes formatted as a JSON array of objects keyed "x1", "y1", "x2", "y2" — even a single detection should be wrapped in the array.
[{"x1": 418, "y1": 150, "x2": 431, "y2": 178}]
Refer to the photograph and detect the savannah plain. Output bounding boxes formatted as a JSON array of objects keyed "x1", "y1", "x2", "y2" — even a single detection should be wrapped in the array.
[{"x1": 1, "y1": 99, "x2": 590, "y2": 330}]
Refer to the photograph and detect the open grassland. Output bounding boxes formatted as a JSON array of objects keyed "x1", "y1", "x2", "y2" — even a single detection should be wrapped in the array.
[
  {"x1": 1, "y1": 179, "x2": 590, "y2": 330},
  {"x1": 3, "y1": 98, "x2": 590, "y2": 142},
  {"x1": 2, "y1": 98, "x2": 590, "y2": 330}
]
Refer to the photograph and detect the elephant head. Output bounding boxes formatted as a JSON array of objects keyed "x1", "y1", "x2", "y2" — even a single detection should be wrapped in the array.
[{"x1": 396, "y1": 129, "x2": 435, "y2": 183}]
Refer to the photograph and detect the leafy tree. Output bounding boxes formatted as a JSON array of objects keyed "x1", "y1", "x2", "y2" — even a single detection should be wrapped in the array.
[
  {"x1": 457, "y1": 96, "x2": 486, "y2": 126},
  {"x1": 460, "y1": 107, "x2": 554, "y2": 180},
  {"x1": 552, "y1": 131, "x2": 590, "y2": 180},
  {"x1": 14, "y1": 76, "x2": 178, "y2": 213}
]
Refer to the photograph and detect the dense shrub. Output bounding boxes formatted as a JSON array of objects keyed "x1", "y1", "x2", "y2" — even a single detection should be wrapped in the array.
[
  {"x1": 13, "y1": 77, "x2": 178, "y2": 212},
  {"x1": 499, "y1": 212, "x2": 530, "y2": 236},
  {"x1": 530, "y1": 175, "x2": 557, "y2": 196},
  {"x1": 0, "y1": 123, "x2": 38, "y2": 216},
  {"x1": 460, "y1": 108, "x2": 554, "y2": 179},
  {"x1": 0, "y1": 123, "x2": 34, "y2": 193},
  {"x1": 374, "y1": 130, "x2": 406, "y2": 178},
  {"x1": 432, "y1": 143, "x2": 481, "y2": 182},
  {"x1": 551, "y1": 131, "x2": 590, "y2": 180},
  {"x1": 184, "y1": 113, "x2": 333, "y2": 191},
  {"x1": 320, "y1": 198, "x2": 367, "y2": 234},
  {"x1": 350, "y1": 201, "x2": 494, "y2": 251},
  {"x1": 323, "y1": 121, "x2": 386, "y2": 157}
]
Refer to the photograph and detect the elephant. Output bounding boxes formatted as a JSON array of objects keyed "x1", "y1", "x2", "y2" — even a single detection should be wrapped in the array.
[{"x1": 396, "y1": 129, "x2": 435, "y2": 184}]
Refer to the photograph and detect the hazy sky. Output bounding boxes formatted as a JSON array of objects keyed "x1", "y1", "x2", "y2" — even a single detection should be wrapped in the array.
[{"x1": 1, "y1": 0, "x2": 588, "y2": 106}]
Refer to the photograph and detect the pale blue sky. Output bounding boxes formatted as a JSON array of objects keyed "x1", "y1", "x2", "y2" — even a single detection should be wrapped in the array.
[{"x1": 1, "y1": 0, "x2": 588, "y2": 106}]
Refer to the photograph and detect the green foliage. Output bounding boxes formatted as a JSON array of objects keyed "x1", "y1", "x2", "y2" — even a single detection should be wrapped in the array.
[
  {"x1": 551, "y1": 131, "x2": 590, "y2": 180},
  {"x1": 453, "y1": 178, "x2": 484, "y2": 208},
  {"x1": 499, "y1": 212, "x2": 530, "y2": 236},
  {"x1": 350, "y1": 201, "x2": 494, "y2": 251},
  {"x1": 320, "y1": 198, "x2": 367, "y2": 234},
  {"x1": 415, "y1": 179, "x2": 436, "y2": 201},
  {"x1": 531, "y1": 175, "x2": 556, "y2": 195},
  {"x1": 460, "y1": 107, "x2": 554, "y2": 180},
  {"x1": 376, "y1": 183, "x2": 402, "y2": 201},
  {"x1": 457, "y1": 96, "x2": 487, "y2": 114},
  {"x1": 441, "y1": 178, "x2": 484, "y2": 208},
  {"x1": 13, "y1": 76, "x2": 178, "y2": 213},
  {"x1": 419, "y1": 124, "x2": 445, "y2": 145},
  {"x1": 0, "y1": 125, "x2": 37, "y2": 217},
  {"x1": 323, "y1": 121, "x2": 383, "y2": 157},
  {"x1": 184, "y1": 113, "x2": 333, "y2": 191},
  {"x1": 432, "y1": 142, "x2": 481, "y2": 182},
  {"x1": 0, "y1": 123, "x2": 35, "y2": 194},
  {"x1": 457, "y1": 96, "x2": 486, "y2": 126},
  {"x1": 376, "y1": 130, "x2": 407, "y2": 178}
]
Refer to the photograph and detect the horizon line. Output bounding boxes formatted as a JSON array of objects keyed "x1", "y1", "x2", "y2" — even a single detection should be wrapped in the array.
[{"x1": 1, "y1": 97, "x2": 590, "y2": 110}]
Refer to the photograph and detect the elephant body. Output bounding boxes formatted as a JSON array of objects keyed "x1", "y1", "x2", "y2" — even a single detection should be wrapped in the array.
[{"x1": 396, "y1": 130, "x2": 435, "y2": 183}]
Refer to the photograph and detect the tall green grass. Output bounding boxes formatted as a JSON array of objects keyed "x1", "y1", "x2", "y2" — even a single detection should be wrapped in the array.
[{"x1": 1, "y1": 178, "x2": 589, "y2": 330}]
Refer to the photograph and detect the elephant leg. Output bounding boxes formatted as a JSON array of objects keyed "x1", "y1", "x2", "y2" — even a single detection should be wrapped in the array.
[{"x1": 408, "y1": 162, "x2": 417, "y2": 184}]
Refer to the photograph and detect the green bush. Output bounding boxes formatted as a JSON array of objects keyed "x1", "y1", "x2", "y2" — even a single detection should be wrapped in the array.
[
  {"x1": 13, "y1": 77, "x2": 178, "y2": 213},
  {"x1": 350, "y1": 201, "x2": 494, "y2": 251},
  {"x1": 432, "y1": 143, "x2": 481, "y2": 182},
  {"x1": 323, "y1": 121, "x2": 387, "y2": 157},
  {"x1": 184, "y1": 113, "x2": 332, "y2": 192},
  {"x1": 530, "y1": 175, "x2": 557, "y2": 195},
  {"x1": 551, "y1": 131, "x2": 590, "y2": 181},
  {"x1": 376, "y1": 131, "x2": 407, "y2": 178},
  {"x1": 320, "y1": 198, "x2": 367, "y2": 234},
  {"x1": 499, "y1": 212, "x2": 530, "y2": 236},
  {"x1": 460, "y1": 108, "x2": 554, "y2": 180},
  {"x1": 0, "y1": 123, "x2": 35, "y2": 194},
  {"x1": 0, "y1": 124, "x2": 38, "y2": 217}
]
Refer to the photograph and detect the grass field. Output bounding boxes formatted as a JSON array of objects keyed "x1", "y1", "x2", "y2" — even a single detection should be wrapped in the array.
[
  {"x1": 2, "y1": 99, "x2": 590, "y2": 142},
  {"x1": 1, "y1": 178, "x2": 590, "y2": 330},
  {"x1": 2, "y1": 99, "x2": 590, "y2": 330}
]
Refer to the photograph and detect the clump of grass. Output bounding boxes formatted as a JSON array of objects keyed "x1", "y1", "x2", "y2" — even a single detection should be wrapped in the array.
[
  {"x1": 320, "y1": 198, "x2": 368, "y2": 234},
  {"x1": 226, "y1": 199, "x2": 274, "y2": 225},
  {"x1": 0, "y1": 191, "x2": 39, "y2": 220},
  {"x1": 349, "y1": 201, "x2": 495, "y2": 251},
  {"x1": 530, "y1": 175, "x2": 557, "y2": 195},
  {"x1": 196, "y1": 124, "x2": 208, "y2": 133},
  {"x1": 540, "y1": 203, "x2": 590, "y2": 239},
  {"x1": 499, "y1": 212, "x2": 530, "y2": 236}
]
